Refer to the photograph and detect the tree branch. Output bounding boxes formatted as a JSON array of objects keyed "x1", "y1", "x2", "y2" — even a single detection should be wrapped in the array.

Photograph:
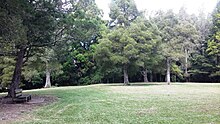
[
  {"x1": 23, "y1": 47, "x2": 31, "y2": 64},
  {"x1": 0, "y1": 51, "x2": 16, "y2": 56}
]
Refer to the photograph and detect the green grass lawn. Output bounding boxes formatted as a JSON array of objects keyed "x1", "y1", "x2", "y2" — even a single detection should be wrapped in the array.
[{"x1": 15, "y1": 83, "x2": 220, "y2": 124}]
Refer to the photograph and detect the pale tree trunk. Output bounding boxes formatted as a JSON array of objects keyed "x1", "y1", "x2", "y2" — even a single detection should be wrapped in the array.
[
  {"x1": 123, "y1": 65, "x2": 129, "y2": 85},
  {"x1": 166, "y1": 58, "x2": 171, "y2": 85},
  {"x1": 8, "y1": 47, "x2": 26, "y2": 98},
  {"x1": 44, "y1": 60, "x2": 51, "y2": 88},
  {"x1": 184, "y1": 49, "x2": 189, "y2": 82},
  {"x1": 141, "y1": 69, "x2": 149, "y2": 82}
]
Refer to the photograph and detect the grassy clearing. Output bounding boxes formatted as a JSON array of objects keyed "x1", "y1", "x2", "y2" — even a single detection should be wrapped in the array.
[{"x1": 14, "y1": 83, "x2": 220, "y2": 124}]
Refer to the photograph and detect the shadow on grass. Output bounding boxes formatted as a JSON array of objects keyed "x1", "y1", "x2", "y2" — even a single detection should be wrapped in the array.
[{"x1": 107, "y1": 83, "x2": 164, "y2": 87}]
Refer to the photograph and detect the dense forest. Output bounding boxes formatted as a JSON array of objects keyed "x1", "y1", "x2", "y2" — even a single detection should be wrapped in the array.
[{"x1": 0, "y1": 0, "x2": 220, "y2": 95}]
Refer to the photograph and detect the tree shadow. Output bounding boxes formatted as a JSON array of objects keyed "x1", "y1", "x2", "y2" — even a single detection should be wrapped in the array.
[{"x1": 106, "y1": 83, "x2": 164, "y2": 87}]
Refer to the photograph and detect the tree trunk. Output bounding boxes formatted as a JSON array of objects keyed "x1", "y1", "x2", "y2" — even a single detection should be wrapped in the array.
[
  {"x1": 166, "y1": 58, "x2": 171, "y2": 85},
  {"x1": 8, "y1": 47, "x2": 26, "y2": 98},
  {"x1": 123, "y1": 65, "x2": 129, "y2": 85},
  {"x1": 159, "y1": 74, "x2": 162, "y2": 82},
  {"x1": 150, "y1": 71, "x2": 153, "y2": 82},
  {"x1": 173, "y1": 74, "x2": 177, "y2": 82},
  {"x1": 216, "y1": 55, "x2": 220, "y2": 65},
  {"x1": 184, "y1": 49, "x2": 189, "y2": 82},
  {"x1": 44, "y1": 60, "x2": 51, "y2": 88},
  {"x1": 142, "y1": 69, "x2": 149, "y2": 82}
]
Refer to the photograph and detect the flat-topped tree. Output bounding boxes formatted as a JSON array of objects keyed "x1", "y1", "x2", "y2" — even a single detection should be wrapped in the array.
[{"x1": 0, "y1": 0, "x2": 63, "y2": 98}]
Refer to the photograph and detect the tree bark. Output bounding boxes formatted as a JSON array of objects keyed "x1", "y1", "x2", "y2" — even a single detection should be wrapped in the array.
[
  {"x1": 184, "y1": 49, "x2": 189, "y2": 82},
  {"x1": 166, "y1": 58, "x2": 171, "y2": 85},
  {"x1": 123, "y1": 65, "x2": 129, "y2": 85},
  {"x1": 184, "y1": 49, "x2": 188, "y2": 74},
  {"x1": 8, "y1": 47, "x2": 26, "y2": 98},
  {"x1": 150, "y1": 71, "x2": 153, "y2": 82},
  {"x1": 44, "y1": 60, "x2": 51, "y2": 88},
  {"x1": 216, "y1": 55, "x2": 220, "y2": 65},
  {"x1": 142, "y1": 69, "x2": 149, "y2": 82},
  {"x1": 159, "y1": 74, "x2": 162, "y2": 82}
]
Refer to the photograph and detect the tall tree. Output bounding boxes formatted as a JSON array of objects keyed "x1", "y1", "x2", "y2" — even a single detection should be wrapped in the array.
[
  {"x1": 96, "y1": 0, "x2": 140, "y2": 85},
  {"x1": 53, "y1": 0, "x2": 104, "y2": 85},
  {"x1": 187, "y1": 9, "x2": 213, "y2": 82},
  {"x1": 207, "y1": 1, "x2": 220, "y2": 79},
  {"x1": 153, "y1": 10, "x2": 183, "y2": 84},
  {"x1": 176, "y1": 7, "x2": 199, "y2": 81},
  {"x1": 129, "y1": 17, "x2": 162, "y2": 82},
  {"x1": 40, "y1": 48, "x2": 62, "y2": 88},
  {"x1": 0, "y1": 0, "x2": 62, "y2": 97},
  {"x1": 95, "y1": 27, "x2": 139, "y2": 85}
]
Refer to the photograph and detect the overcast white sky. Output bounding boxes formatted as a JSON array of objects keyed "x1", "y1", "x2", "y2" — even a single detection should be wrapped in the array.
[{"x1": 95, "y1": 0, "x2": 218, "y2": 19}]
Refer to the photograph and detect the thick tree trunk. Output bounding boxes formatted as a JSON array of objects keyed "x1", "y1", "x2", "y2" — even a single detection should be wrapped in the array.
[
  {"x1": 166, "y1": 58, "x2": 171, "y2": 85},
  {"x1": 44, "y1": 61, "x2": 51, "y2": 88},
  {"x1": 8, "y1": 47, "x2": 26, "y2": 98},
  {"x1": 123, "y1": 65, "x2": 129, "y2": 85},
  {"x1": 142, "y1": 69, "x2": 149, "y2": 82}
]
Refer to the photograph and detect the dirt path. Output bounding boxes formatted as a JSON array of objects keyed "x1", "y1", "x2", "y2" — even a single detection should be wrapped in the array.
[{"x1": 0, "y1": 95, "x2": 58, "y2": 124}]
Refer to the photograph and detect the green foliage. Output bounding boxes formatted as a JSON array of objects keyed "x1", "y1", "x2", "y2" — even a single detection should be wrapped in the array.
[
  {"x1": 154, "y1": 10, "x2": 183, "y2": 60},
  {"x1": 171, "y1": 63, "x2": 183, "y2": 79},
  {"x1": 109, "y1": 0, "x2": 139, "y2": 26},
  {"x1": 207, "y1": 39, "x2": 220, "y2": 55},
  {"x1": 96, "y1": 26, "x2": 139, "y2": 69},
  {"x1": 207, "y1": 1, "x2": 220, "y2": 57},
  {"x1": 204, "y1": 1, "x2": 220, "y2": 79},
  {"x1": 51, "y1": 0, "x2": 105, "y2": 85},
  {"x1": 1, "y1": 0, "x2": 220, "y2": 86},
  {"x1": 0, "y1": 57, "x2": 15, "y2": 87}
]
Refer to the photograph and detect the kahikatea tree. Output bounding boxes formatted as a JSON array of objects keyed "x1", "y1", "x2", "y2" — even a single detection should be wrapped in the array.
[
  {"x1": 176, "y1": 7, "x2": 199, "y2": 81},
  {"x1": 207, "y1": 1, "x2": 220, "y2": 79},
  {"x1": 0, "y1": 0, "x2": 62, "y2": 98},
  {"x1": 95, "y1": 27, "x2": 139, "y2": 85},
  {"x1": 153, "y1": 10, "x2": 183, "y2": 84},
  {"x1": 96, "y1": 0, "x2": 140, "y2": 85},
  {"x1": 189, "y1": 10, "x2": 213, "y2": 82},
  {"x1": 129, "y1": 17, "x2": 162, "y2": 82}
]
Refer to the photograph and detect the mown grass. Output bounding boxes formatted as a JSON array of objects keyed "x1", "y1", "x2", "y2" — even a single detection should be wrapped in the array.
[{"x1": 15, "y1": 83, "x2": 220, "y2": 124}]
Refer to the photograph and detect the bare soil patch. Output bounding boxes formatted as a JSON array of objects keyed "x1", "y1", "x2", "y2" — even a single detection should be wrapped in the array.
[{"x1": 0, "y1": 95, "x2": 58, "y2": 123}]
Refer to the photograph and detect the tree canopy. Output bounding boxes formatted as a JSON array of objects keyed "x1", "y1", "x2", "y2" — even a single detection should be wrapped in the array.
[{"x1": 0, "y1": 0, "x2": 220, "y2": 95}]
